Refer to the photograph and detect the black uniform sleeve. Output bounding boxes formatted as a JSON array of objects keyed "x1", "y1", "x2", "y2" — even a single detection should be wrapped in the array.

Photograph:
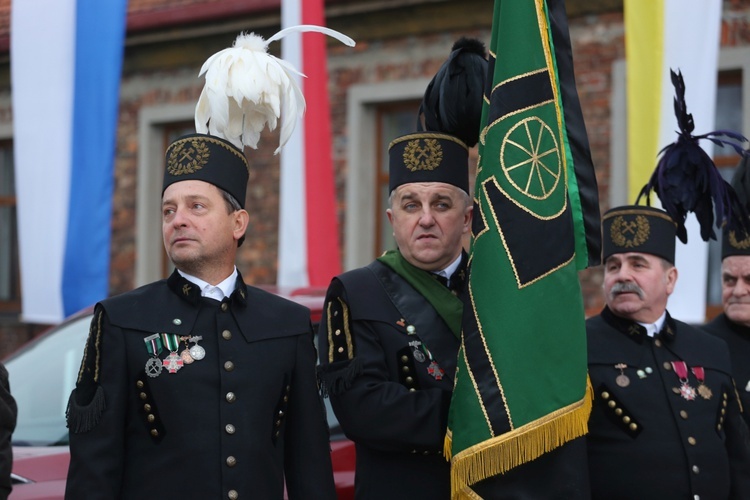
[
  {"x1": 727, "y1": 381, "x2": 750, "y2": 499},
  {"x1": 0, "y1": 363, "x2": 17, "y2": 500},
  {"x1": 284, "y1": 325, "x2": 336, "y2": 500},
  {"x1": 318, "y1": 279, "x2": 451, "y2": 453},
  {"x1": 65, "y1": 306, "x2": 127, "y2": 499}
]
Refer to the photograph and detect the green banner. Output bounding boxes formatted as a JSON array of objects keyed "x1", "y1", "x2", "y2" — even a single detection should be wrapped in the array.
[{"x1": 447, "y1": 0, "x2": 595, "y2": 495}]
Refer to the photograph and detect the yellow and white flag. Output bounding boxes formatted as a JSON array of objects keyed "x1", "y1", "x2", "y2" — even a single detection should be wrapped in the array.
[{"x1": 625, "y1": 0, "x2": 721, "y2": 322}]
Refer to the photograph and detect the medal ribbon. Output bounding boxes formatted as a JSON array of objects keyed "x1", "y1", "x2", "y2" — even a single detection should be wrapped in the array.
[
  {"x1": 691, "y1": 366, "x2": 705, "y2": 383},
  {"x1": 161, "y1": 333, "x2": 180, "y2": 352},
  {"x1": 671, "y1": 361, "x2": 689, "y2": 381},
  {"x1": 144, "y1": 334, "x2": 163, "y2": 356}
]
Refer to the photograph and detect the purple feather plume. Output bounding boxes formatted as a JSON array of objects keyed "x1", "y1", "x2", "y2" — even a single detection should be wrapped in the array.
[{"x1": 637, "y1": 69, "x2": 749, "y2": 243}]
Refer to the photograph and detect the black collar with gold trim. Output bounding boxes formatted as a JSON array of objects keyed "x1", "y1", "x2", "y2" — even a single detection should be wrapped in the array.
[
  {"x1": 167, "y1": 269, "x2": 248, "y2": 308},
  {"x1": 600, "y1": 306, "x2": 676, "y2": 344}
]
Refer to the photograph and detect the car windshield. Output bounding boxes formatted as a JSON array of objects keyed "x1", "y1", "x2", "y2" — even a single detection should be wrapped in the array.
[
  {"x1": 4, "y1": 313, "x2": 345, "y2": 446},
  {"x1": 5, "y1": 315, "x2": 90, "y2": 446}
]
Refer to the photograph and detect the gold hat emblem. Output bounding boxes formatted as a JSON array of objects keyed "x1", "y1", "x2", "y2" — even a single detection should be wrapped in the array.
[
  {"x1": 611, "y1": 215, "x2": 650, "y2": 248},
  {"x1": 403, "y1": 138, "x2": 443, "y2": 172},
  {"x1": 167, "y1": 139, "x2": 210, "y2": 176},
  {"x1": 729, "y1": 229, "x2": 750, "y2": 250}
]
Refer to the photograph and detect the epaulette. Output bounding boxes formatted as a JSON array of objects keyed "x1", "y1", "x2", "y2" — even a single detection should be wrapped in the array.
[
  {"x1": 66, "y1": 307, "x2": 107, "y2": 434},
  {"x1": 317, "y1": 280, "x2": 362, "y2": 397}
]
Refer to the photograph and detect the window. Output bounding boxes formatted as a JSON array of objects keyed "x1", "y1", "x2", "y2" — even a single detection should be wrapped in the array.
[
  {"x1": 374, "y1": 103, "x2": 421, "y2": 255},
  {"x1": 0, "y1": 141, "x2": 19, "y2": 312}
]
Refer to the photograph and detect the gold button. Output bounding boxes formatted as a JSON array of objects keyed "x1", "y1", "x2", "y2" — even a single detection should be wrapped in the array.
[
  {"x1": 150, "y1": 429, "x2": 159, "y2": 437},
  {"x1": 688, "y1": 437, "x2": 696, "y2": 445},
  {"x1": 226, "y1": 456, "x2": 237, "y2": 467},
  {"x1": 614, "y1": 408, "x2": 623, "y2": 416},
  {"x1": 601, "y1": 391, "x2": 610, "y2": 399},
  {"x1": 654, "y1": 339, "x2": 662, "y2": 347},
  {"x1": 228, "y1": 490, "x2": 238, "y2": 500},
  {"x1": 147, "y1": 414, "x2": 155, "y2": 423},
  {"x1": 286, "y1": 385, "x2": 291, "y2": 392},
  {"x1": 723, "y1": 392, "x2": 728, "y2": 400},
  {"x1": 225, "y1": 424, "x2": 235, "y2": 434},
  {"x1": 224, "y1": 361, "x2": 235, "y2": 371},
  {"x1": 405, "y1": 376, "x2": 414, "y2": 384},
  {"x1": 663, "y1": 362, "x2": 672, "y2": 370},
  {"x1": 401, "y1": 355, "x2": 409, "y2": 363},
  {"x1": 335, "y1": 329, "x2": 341, "y2": 336},
  {"x1": 221, "y1": 303, "x2": 228, "y2": 312},
  {"x1": 402, "y1": 366, "x2": 410, "y2": 373},
  {"x1": 337, "y1": 347, "x2": 344, "y2": 353},
  {"x1": 136, "y1": 380, "x2": 144, "y2": 389},
  {"x1": 140, "y1": 392, "x2": 148, "y2": 400},
  {"x1": 718, "y1": 423, "x2": 723, "y2": 431},
  {"x1": 622, "y1": 416, "x2": 630, "y2": 424},
  {"x1": 283, "y1": 396, "x2": 289, "y2": 403},
  {"x1": 409, "y1": 388, "x2": 416, "y2": 392},
  {"x1": 278, "y1": 410, "x2": 285, "y2": 417},
  {"x1": 222, "y1": 330, "x2": 232, "y2": 340},
  {"x1": 276, "y1": 419, "x2": 282, "y2": 427},
  {"x1": 143, "y1": 404, "x2": 151, "y2": 412},
  {"x1": 692, "y1": 465, "x2": 700, "y2": 474},
  {"x1": 722, "y1": 400, "x2": 728, "y2": 408},
  {"x1": 226, "y1": 392, "x2": 236, "y2": 403},
  {"x1": 721, "y1": 408, "x2": 726, "y2": 415},
  {"x1": 629, "y1": 423, "x2": 638, "y2": 431},
  {"x1": 608, "y1": 400, "x2": 616, "y2": 408},
  {"x1": 275, "y1": 430, "x2": 280, "y2": 438},
  {"x1": 672, "y1": 387, "x2": 681, "y2": 395},
  {"x1": 680, "y1": 410, "x2": 688, "y2": 419}
]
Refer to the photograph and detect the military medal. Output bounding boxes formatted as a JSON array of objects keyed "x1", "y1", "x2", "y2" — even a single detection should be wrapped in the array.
[
  {"x1": 671, "y1": 361, "x2": 696, "y2": 401},
  {"x1": 143, "y1": 334, "x2": 164, "y2": 378},
  {"x1": 161, "y1": 333, "x2": 184, "y2": 374},
  {"x1": 691, "y1": 366, "x2": 712, "y2": 400},
  {"x1": 408, "y1": 339, "x2": 426, "y2": 363},
  {"x1": 189, "y1": 336, "x2": 206, "y2": 361},
  {"x1": 427, "y1": 361, "x2": 444, "y2": 380},
  {"x1": 179, "y1": 336, "x2": 194, "y2": 364},
  {"x1": 614, "y1": 363, "x2": 630, "y2": 387}
]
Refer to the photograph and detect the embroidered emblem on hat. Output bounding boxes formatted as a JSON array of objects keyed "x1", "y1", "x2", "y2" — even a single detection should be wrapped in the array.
[
  {"x1": 728, "y1": 229, "x2": 750, "y2": 250},
  {"x1": 611, "y1": 215, "x2": 650, "y2": 248},
  {"x1": 403, "y1": 138, "x2": 443, "y2": 172},
  {"x1": 167, "y1": 139, "x2": 210, "y2": 176}
]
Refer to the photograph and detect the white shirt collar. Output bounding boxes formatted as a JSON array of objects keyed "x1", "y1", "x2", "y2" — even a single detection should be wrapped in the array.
[
  {"x1": 434, "y1": 254, "x2": 463, "y2": 281},
  {"x1": 637, "y1": 311, "x2": 667, "y2": 337},
  {"x1": 178, "y1": 267, "x2": 238, "y2": 301}
]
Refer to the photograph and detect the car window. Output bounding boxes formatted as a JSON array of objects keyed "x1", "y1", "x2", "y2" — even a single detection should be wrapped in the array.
[{"x1": 5, "y1": 315, "x2": 91, "y2": 446}]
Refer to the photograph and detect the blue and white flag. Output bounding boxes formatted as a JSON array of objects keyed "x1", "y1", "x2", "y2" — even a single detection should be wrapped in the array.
[{"x1": 11, "y1": 0, "x2": 127, "y2": 323}]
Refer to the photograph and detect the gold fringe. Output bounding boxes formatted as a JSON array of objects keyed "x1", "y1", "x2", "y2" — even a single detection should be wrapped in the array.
[
  {"x1": 444, "y1": 428, "x2": 453, "y2": 461},
  {"x1": 451, "y1": 379, "x2": 593, "y2": 499}
]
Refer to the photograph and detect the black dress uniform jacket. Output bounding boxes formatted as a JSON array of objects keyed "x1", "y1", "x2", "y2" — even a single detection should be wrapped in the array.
[
  {"x1": 65, "y1": 270, "x2": 335, "y2": 500},
  {"x1": 586, "y1": 307, "x2": 750, "y2": 500},
  {"x1": 317, "y1": 259, "x2": 461, "y2": 500},
  {"x1": 702, "y1": 313, "x2": 750, "y2": 429}
]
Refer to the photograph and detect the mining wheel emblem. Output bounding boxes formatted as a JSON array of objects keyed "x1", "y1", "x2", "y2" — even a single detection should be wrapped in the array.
[{"x1": 500, "y1": 117, "x2": 561, "y2": 200}]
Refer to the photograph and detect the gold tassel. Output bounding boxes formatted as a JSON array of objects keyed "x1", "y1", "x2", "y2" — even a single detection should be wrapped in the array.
[
  {"x1": 444, "y1": 428, "x2": 453, "y2": 461},
  {"x1": 451, "y1": 378, "x2": 593, "y2": 499}
]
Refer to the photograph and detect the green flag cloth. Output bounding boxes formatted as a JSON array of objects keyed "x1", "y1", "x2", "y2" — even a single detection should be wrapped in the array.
[{"x1": 446, "y1": 0, "x2": 599, "y2": 496}]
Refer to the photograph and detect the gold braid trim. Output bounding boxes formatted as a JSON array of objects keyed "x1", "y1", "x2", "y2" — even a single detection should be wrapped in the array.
[{"x1": 450, "y1": 378, "x2": 593, "y2": 499}]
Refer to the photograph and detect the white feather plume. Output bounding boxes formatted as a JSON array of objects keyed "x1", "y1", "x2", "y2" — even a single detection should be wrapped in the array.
[{"x1": 195, "y1": 25, "x2": 356, "y2": 154}]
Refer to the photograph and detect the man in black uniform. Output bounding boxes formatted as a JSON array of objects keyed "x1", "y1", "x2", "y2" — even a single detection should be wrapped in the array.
[
  {"x1": 586, "y1": 205, "x2": 750, "y2": 499},
  {"x1": 702, "y1": 156, "x2": 750, "y2": 429},
  {"x1": 317, "y1": 131, "x2": 472, "y2": 499},
  {"x1": 65, "y1": 133, "x2": 336, "y2": 499}
]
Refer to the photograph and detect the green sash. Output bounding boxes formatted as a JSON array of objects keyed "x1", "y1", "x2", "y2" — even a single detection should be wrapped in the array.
[{"x1": 377, "y1": 250, "x2": 462, "y2": 338}]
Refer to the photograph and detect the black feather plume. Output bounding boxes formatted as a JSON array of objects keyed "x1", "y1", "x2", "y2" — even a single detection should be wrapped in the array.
[
  {"x1": 637, "y1": 69, "x2": 749, "y2": 243},
  {"x1": 418, "y1": 37, "x2": 488, "y2": 147}
]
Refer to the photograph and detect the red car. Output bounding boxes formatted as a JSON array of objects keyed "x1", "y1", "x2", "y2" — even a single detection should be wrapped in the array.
[{"x1": 5, "y1": 286, "x2": 354, "y2": 499}]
